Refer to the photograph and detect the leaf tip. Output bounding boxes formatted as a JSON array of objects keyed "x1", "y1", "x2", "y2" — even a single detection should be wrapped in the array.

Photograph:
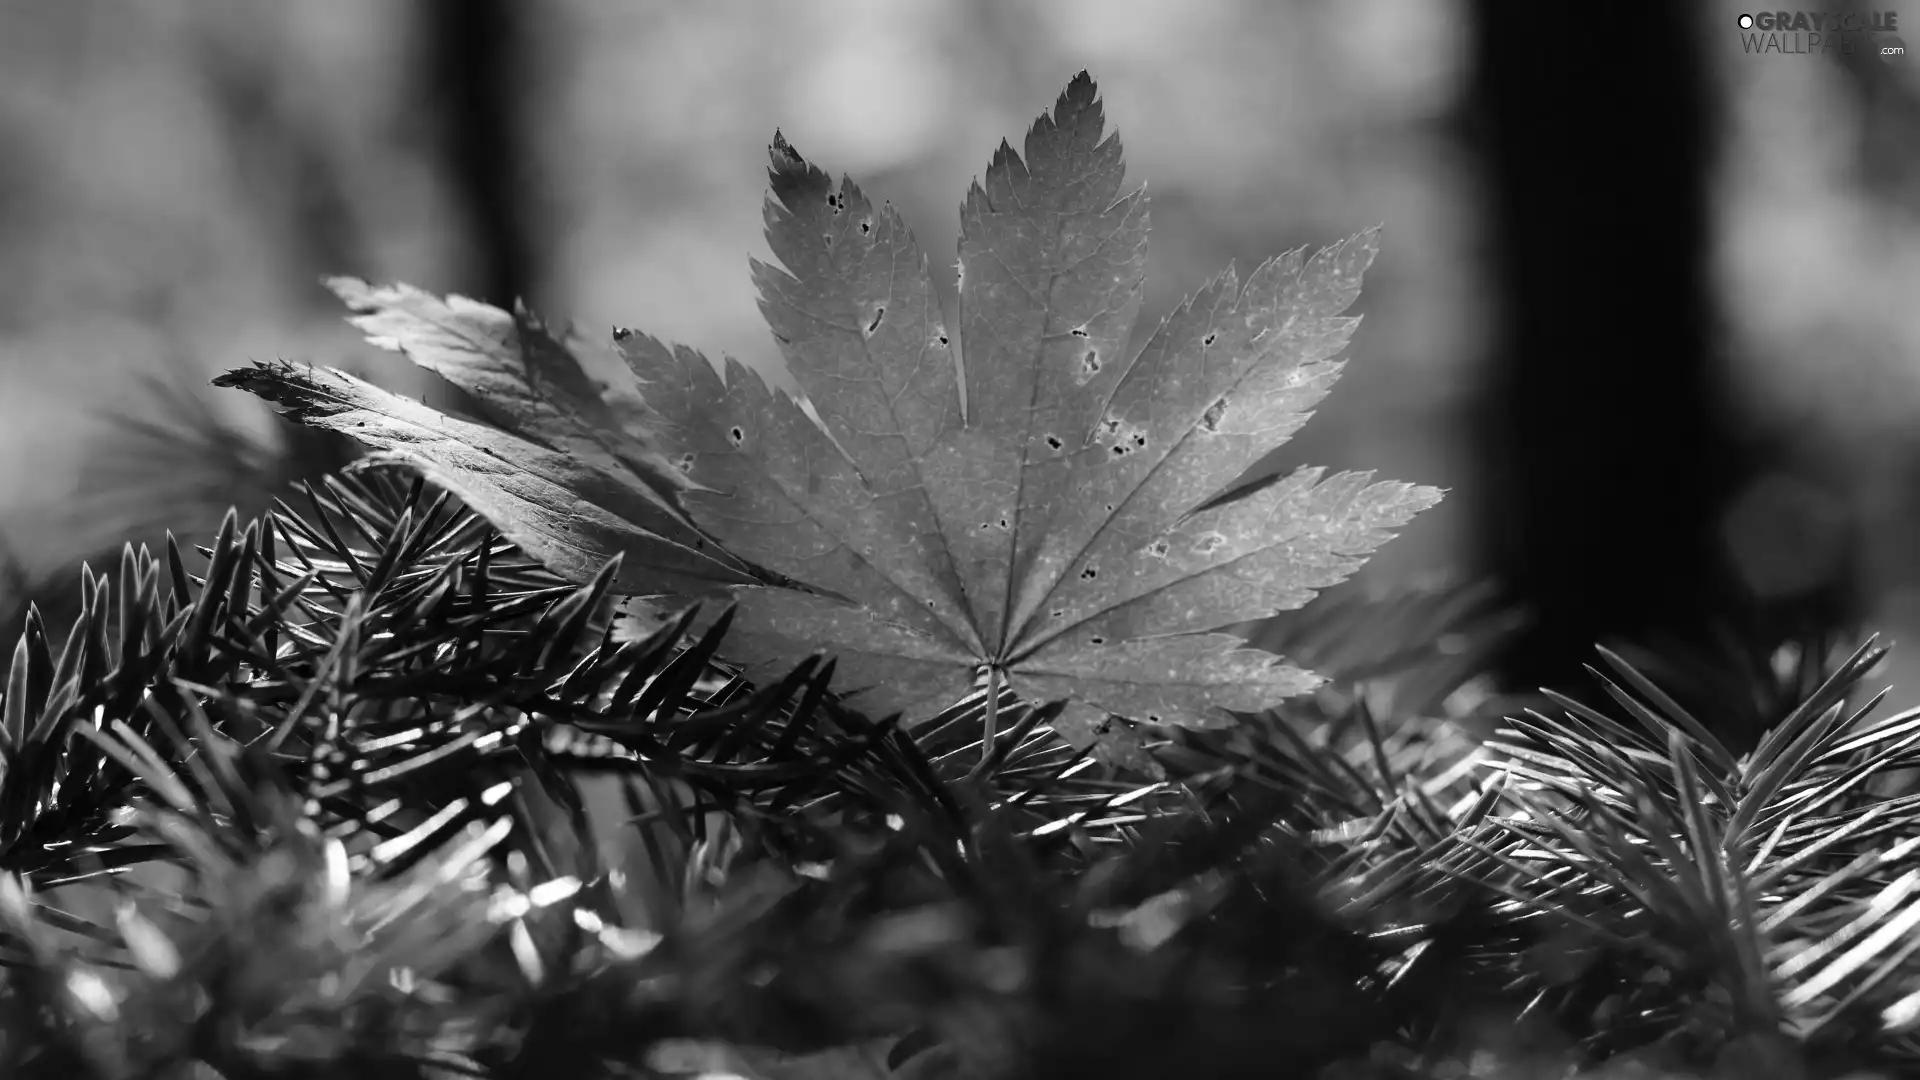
[
  {"x1": 769, "y1": 129, "x2": 808, "y2": 173},
  {"x1": 1052, "y1": 70, "x2": 1107, "y2": 134},
  {"x1": 323, "y1": 275, "x2": 375, "y2": 308},
  {"x1": 767, "y1": 129, "x2": 835, "y2": 212}
]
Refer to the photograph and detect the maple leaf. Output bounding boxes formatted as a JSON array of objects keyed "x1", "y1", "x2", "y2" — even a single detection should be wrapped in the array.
[
  {"x1": 613, "y1": 72, "x2": 1442, "y2": 748},
  {"x1": 216, "y1": 71, "x2": 1440, "y2": 757}
]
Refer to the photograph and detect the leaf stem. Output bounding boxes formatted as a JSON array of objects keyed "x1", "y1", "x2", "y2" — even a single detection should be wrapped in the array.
[{"x1": 979, "y1": 665, "x2": 1002, "y2": 778}]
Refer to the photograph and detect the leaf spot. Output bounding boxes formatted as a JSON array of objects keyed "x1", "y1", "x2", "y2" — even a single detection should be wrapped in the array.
[
  {"x1": 1079, "y1": 349, "x2": 1101, "y2": 380},
  {"x1": 1146, "y1": 539, "x2": 1170, "y2": 559},
  {"x1": 728, "y1": 426, "x2": 745, "y2": 447},
  {"x1": 1199, "y1": 397, "x2": 1228, "y2": 433},
  {"x1": 1108, "y1": 430, "x2": 1146, "y2": 457},
  {"x1": 676, "y1": 453, "x2": 695, "y2": 473},
  {"x1": 1192, "y1": 531, "x2": 1226, "y2": 555}
]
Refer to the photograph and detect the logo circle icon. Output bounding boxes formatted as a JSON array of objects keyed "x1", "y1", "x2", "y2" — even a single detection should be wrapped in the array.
[{"x1": 1738, "y1": 13, "x2": 1754, "y2": 28}]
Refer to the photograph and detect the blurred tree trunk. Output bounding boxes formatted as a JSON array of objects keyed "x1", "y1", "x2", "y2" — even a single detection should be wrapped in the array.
[
  {"x1": 1462, "y1": 3, "x2": 1748, "y2": 696},
  {"x1": 420, "y1": 0, "x2": 543, "y2": 309}
]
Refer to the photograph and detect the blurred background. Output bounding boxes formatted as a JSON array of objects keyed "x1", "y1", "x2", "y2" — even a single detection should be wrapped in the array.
[{"x1": 2, "y1": 0, "x2": 1918, "y2": 704}]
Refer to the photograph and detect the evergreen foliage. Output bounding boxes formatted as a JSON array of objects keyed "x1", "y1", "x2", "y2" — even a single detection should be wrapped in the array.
[{"x1": 0, "y1": 470, "x2": 1911, "y2": 1078}]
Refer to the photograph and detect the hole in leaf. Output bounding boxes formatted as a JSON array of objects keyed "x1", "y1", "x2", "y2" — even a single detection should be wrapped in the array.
[
  {"x1": 1044, "y1": 434, "x2": 1063, "y2": 451},
  {"x1": 1203, "y1": 331, "x2": 1217, "y2": 347},
  {"x1": 1147, "y1": 713, "x2": 1164, "y2": 724},
  {"x1": 937, "y1": 333, "x2": 949, "y2": 346},
  {"x1": 1200, "y1": 398, "x2": 1228, "y2": 433},
  {"x1": 1079, "y1": 565, "x2": 1097, "y2": 581},
  {"x1": 728, "y1": 426, "x2": 745, "y2": 446},
  {"x1": 860, "y1": 219, "x2": 872, "y2": 235},
  {"x1": 676, "y1": 453, "x2": 695, "y2": 473},
  {"x1": 998, "y1": 517, "x2": 1009, "y2": 530},
  {"x1": 1193, "y1": 532, "x2": 1226, "y2": 555},
  {"x1": 1147, "y1": 539, "x2": 1169, "y2": 558},
  {"x1": 1090, "y1": 635, "x2": 1105, "y2": 645},
  {"x1": 823, "y1": 234, "x2": 834, "y2": 248},
  {"x1": 827, "y1": 192, "x2": 841, "y2": 212},
  {"x1": 1072, "y1": 326, "x2": 1089, "y2": 338},
  {"x1": 1131, "y1": 433, "x2": 1146, "y2": 448},
  {"x1": 1050, "y1": 610, "x2": 1065, "y2": 619},
  {"x1": 1103, "y1": 418, "x2": 1121, "y2": 435},
  {"x1": 867, "y1": 307, "x2": 886, "y2": 334},
  {"x1": 613, "y1": 327, "x2": 632, "y2": 342}
]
